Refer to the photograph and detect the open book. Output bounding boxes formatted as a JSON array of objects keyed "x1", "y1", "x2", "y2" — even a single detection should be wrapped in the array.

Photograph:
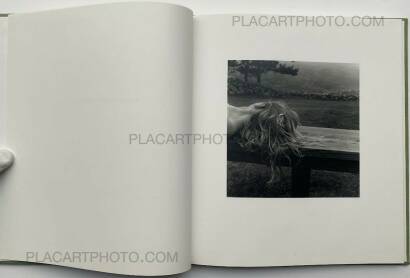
[{"x1": 0, "y1": 2, "x2": 408, "y2": 276}]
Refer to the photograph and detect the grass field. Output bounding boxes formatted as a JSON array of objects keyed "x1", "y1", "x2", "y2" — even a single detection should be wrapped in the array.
[
  {"x1": 228, "y1": 95, "x2": 359, "y2": 198},
  {"x1": 229, "y1": 95, "x2": 359, "y2": 130}
]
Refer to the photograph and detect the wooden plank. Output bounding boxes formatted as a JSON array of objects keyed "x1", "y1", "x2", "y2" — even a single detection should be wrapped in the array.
[
  {"x1": 227, "y1": 126, "x2": 359, "y2": 172},
  {"x1": 299, "y1": 126, "x2": 359, "y2": 161},
  {"x1": 227, "y1": 126, "x2": 360, "y2": 197}
]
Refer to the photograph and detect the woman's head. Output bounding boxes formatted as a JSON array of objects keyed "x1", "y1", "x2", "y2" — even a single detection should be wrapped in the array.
[{"x1": 238, "y1": 101, "x2": 301, "y2": 184}]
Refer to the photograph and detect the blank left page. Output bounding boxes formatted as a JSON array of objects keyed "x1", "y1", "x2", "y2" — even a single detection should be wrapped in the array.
[{"x1": 0, "y1": 3, "x2": 193, "y2": 276}]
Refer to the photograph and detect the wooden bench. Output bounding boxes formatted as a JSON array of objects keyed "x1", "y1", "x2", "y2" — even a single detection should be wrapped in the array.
[{"x1": 227, "y1": 126, "x2": 359, "y2": 197}]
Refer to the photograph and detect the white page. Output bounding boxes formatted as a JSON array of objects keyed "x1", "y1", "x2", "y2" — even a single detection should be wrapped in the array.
[
  {"x1": 0, "y1": 16, "x2": 7, "y2": 145},
  {"x1": 192, "y1": 15, "x2": 407, "y2": 266},
  {"x1": 0, "y1": 3, "x2": 193, "y2": 276}
]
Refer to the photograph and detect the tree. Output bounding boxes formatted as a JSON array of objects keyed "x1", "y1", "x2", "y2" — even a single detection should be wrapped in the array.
[
  {"x1": 229, "y1": 60, "x2": 298, "y2": 86},
  {"x1": 231, "y1": 60, "x2": 252, "y2": 83}
]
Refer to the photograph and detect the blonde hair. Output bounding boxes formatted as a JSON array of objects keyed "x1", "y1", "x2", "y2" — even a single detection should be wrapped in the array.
[{"x1": 238, "y1": 101, "x2": 301, "y2": 184}]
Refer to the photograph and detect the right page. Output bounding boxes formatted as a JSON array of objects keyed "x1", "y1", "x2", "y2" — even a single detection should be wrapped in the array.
[{"x1": 192, "y1": 15, "x2": 407, "y2": 266}]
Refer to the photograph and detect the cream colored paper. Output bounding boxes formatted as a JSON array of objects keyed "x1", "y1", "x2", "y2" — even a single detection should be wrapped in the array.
[
  {"x1": 0, "y1": 5, "x2": 407, "y2": 274},
  {"x1": 0, "y1": 3, "x2": 193, "y2": 276},
  {"x1": 192, "y1": 15, "x2": 407, "y2": 266}
]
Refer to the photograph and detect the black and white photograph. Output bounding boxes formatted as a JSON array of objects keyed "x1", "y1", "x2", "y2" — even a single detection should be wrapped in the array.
[{"x1": 227, "y1": 60, "x2": 360, "y2": 198}]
